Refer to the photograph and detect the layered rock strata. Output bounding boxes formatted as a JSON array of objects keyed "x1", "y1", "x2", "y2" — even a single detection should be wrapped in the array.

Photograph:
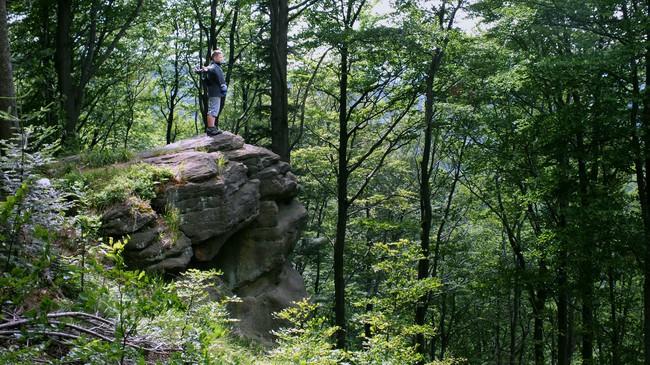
[{"x1": 98, "y1": 133, "x2": 307, "y2": 343}]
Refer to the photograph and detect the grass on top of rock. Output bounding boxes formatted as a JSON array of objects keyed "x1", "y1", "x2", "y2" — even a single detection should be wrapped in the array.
[
  {"x1": 63, "y1": 163, "x2": 174, "y2": 211},
  {"x1": 80, "y1": 147, "x2": 134, "y2": 168}
]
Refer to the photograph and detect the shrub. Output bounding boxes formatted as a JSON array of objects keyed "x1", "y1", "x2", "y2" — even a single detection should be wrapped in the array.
[{"x1": 269, "y1": 299, "x2": 343, "y2": 364}]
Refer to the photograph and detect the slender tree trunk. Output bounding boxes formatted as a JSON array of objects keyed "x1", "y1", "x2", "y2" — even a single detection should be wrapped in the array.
[
  {"x1": 198, "y1": 31, "x2": 207, "y2": 128},
  {"x1": 166, "y1": 105, "x2": 175, "y2": 144},
  {"x1": 439, "y1": 289, "x2": 448, "y2": 359},
  {"x1": 225, "y1": 0, "x2": 238, "y2": 86},
  {"x1": 313, "y1": 200, "x2": 326, "y2": 295},
  {"x1": 363, "y1": 207, "x2": 375, "y2": 340},
  {"x1": 209, "y1": 0, "x2": 218, "y2": 52},
  {"x1": 568, "y1": 300, "x2": 577, "y2": 360},
  {"x1": 510, "y1": 284, "x2": 521, "y2": 365},
  {"x1": 527, "y1": 207, "x2": 547, "y2": 365},
  {"x1": 608, "y1": 269, "x2": 621, "y2": 365},
  {"x1": 628, "y1": 38, "x2": 650, "y2": 365},
  {"x1": 643, "y1": 6, "x2": 650, "y2": 360},
  {"x1": 415, "y1": 1, "x2": 462, "y2": 355},
  {"x1": 576, "y1": 129, "x2": 594, "y2": 365},
  {"x1": 124, "y1": 88, "x2": 134, "y2": 148},
  {"x1": 415, "y1": 51, "x2": 436, "y2": 360},
  {"x1": 0, "y1": 0, "x2": 18, "y2": 140},
  {"x1": 314, "y1": 249, "x2": 321, "y2": 294},
  {"x1": 496, "y1": 314, "x2": 503, "y2": 365},
  {"x1": 270, "y1": 0, "x2": 289, "y2": 161},
  {"x1": 221, "y1": 0, "x2": 239, "y2": 119},
  {"x1": 532, "y1": 291, "x2": 546, "y2": 365},
  {"x1": 40, "y1": 0, "x2": 54, "y2": 126},
  {"x1": 165, "y1": 38, "x2": 180, "y2": 144},
  {"x1": 557, "y1": 133, "x2": 570, "y2": 365},
  {"x1": 334, "y1": 42, "x2": 349, "y2": 350},
  {"x1": 557, "y1": 227, "x2": 569, "y2": 365}
]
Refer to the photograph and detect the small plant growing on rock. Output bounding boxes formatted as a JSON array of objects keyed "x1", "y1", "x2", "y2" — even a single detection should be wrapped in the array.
[
  {"x1": 215, "y1": 155, "x2": 228, "y2": 174},
  {"x1": 162, "y1": 204, "x2": 181, "y2": 245}
]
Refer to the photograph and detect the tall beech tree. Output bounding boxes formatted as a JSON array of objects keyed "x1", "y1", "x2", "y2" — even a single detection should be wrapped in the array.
[
  {"x1": 304, "y1": 0, "x2": 421, "y2": 348},
  {"x1": 269, "y1": 0, "x2": 318, "y2": 161},
  {"x1": 157, "y1": 5, "x2": 192, "y2": 145},
  {"x1": 54, "y1": 0, "x2": 145, "y2": 150},
  {"x1": 269, "y1": 0, "x2": 289, "y2": 161},
  {"x1": 395, "y1": 0, "x2": 466, "y2": 360}
]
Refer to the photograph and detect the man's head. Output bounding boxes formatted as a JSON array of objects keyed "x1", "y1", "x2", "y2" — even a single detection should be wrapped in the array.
[{"x1": 211, "y1": 49, "x2": 224, "y2": 63}]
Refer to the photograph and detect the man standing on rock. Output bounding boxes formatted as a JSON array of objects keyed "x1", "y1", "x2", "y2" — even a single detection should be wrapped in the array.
[{"x1": 196, "y1": 49, "x2": 228, "y2": 136}]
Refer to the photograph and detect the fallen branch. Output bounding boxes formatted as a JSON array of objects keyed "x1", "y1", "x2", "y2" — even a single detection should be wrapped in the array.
[
  {"x1": 0, "y1": 329, "x2": 80, "y2": 340},
  {"x1": 0, "y1": 311, "x2": 179, "y2": 355},
  {"x1": 0, "y1": 311, "x2": 114, "y2": 330}
]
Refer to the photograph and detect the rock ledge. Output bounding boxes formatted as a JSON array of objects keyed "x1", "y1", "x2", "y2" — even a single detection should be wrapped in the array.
[{"x1": 100, "y1": 133, "x2": 307, "y2": 343}]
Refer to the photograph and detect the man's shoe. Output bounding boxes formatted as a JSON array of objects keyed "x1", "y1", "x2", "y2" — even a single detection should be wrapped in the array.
[{"x1": 206, "y1": 127, "x2": 222, "y2": 136}]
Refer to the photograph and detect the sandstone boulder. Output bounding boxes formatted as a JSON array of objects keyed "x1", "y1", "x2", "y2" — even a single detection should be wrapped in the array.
[{"x1": 98, "y1": 132, "x2": 307, "y2": 344}]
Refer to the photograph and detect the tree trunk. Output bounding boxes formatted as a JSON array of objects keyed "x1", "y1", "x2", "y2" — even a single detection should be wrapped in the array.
[
  {"x1": 608, "y1": 269, "x2": 621, "y2": 365},
  {"x1": 198, "y1": 30, "x2": 207, "y2": 129},
  {"x1": 165, "y1": 23, "x2": 181, "y2": 145},
  {"x1": 220, "y1": 0, "x2": 239, "y2": 120},
  {"x1": 55, "y1": 0, "x2": 77, "y2": 148},
  {"x1": 55, "y1": 0, "x2": 142, "y2": 149},
  {"x1": 209, "y1": 0, "x2": 218, "y2": 52},
  {"x1": 333, "y1": 42, "x2": 349, "y2": 350},
  {"x1": 0, "y1": 0, "x2": 18, "y2": 140},
  {"x1": 510, "y1": 284, "x2": 521, "y2": 365},
  {"x1": 166, "y1": 105, "x2": 175, "y2": 145},
  {"x1": 439, "y1": 289, "x2": 448, "y2": 359},
  {"x1": 532, "y1": 291, "x2": 546, "y2": 365},
  {"x1": 496, "y1": 316, "x2": 503, "y2": 365},
  {"x1": 628, "y1": 38, "x2": 650, "y2": 365},
  {"x1": 557, "y1": 132, "x2": 570, "y2": 365},
  {"x1": 270, "y1": 0, "x2": 289, "y2": 161},
  {"x1": 225, "y1": 1, "x2": 238, "y2": 86},
  {"x1": 576, "y1": 129, "x2": 594, "y2": 365},
  {"x1": 528, "y1": 212, "x2": 547, "y2": 365},
  {"x1": 557, "y1": 223, "x2": 569, "y2": 365},
  {"x1": 313, "y1": 200, "x2": 326, "y2": 295},
  {"x1": 363, "y1": 207, "x2": 376, "y2": 340},
  {"x1": 415, "y1": 1, "x2": 462, "y2": 355},
  {"x1": 38, "y1": 0, "x2": 53, "y2": 127},
  {"x1": 415, "y1": 50, "x2": 436, "y2": 360},
  {"x1": 641, "y1": 4, "x2": 650, "y2": 358}
]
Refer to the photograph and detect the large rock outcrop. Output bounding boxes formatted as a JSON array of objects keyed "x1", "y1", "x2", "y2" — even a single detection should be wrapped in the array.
[{"x1": 99, "y1": 133, "x2": 307, "y2": 343}]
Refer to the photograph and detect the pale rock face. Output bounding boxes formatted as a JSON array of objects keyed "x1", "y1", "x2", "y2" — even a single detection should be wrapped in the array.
[{"x1": 99, "y1": 132, "x2": 307, "y2": 343}]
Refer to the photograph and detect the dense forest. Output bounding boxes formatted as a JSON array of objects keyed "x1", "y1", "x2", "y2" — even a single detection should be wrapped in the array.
[{"x1": 1, "y1": 0, "x2": 649, "y2": 364}]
